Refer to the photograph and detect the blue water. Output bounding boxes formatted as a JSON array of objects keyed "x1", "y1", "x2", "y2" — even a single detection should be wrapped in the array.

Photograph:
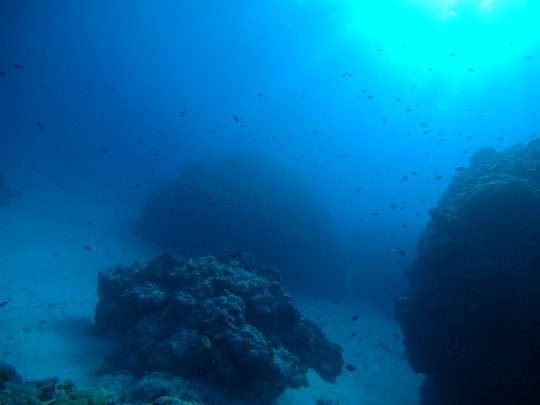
[{"x1": 1, "y1": 0, "x2": 539, "y2": 347}]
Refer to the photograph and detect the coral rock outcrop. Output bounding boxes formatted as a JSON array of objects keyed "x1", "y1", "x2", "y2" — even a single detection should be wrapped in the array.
[
  {"x1": 94, "y1": 250, "x2": 343, "y2": 404},
  {"x1": 396, "y1": 139, "x2": 540, "y2": 404}
]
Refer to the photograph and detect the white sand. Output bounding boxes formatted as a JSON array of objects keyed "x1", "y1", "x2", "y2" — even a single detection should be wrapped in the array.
[{"x1": 0, "y1": 173, "x2": 423, "y2": 404}]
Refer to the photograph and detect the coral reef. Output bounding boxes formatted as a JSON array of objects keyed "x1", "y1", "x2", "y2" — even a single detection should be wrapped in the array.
[
  {"x1": 0, "y1": 361, "x2": 207, "y2": 405},
  {"x1": 0, "y1": 361, "x2": 120, "y2": 405},
  {"x1": 94, "y1": 250, "x2": 344, "y2": 404},
  {"x1": 137, "y1": 154, "x2": 346, "y2": 299},
  {"x1": 395, "y1": 139, "x2": 540, "y2": 404},
  {"x1": 93, "y1": 372, "x2": 209, "y2": 405}
]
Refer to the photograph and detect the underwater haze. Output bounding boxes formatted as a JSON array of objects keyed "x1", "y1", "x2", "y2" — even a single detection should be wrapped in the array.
[{"x1": 1, "y1": 0, "x2": 539, "y2": 404}]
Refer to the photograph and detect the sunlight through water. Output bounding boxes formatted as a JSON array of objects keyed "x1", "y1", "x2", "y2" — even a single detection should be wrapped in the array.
[{"x1": 336, "y1": 0, "x2": 540, "y2": 72}]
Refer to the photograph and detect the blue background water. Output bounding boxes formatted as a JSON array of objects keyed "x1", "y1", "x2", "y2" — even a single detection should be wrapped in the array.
[{"x1": 1, "y1": 1, "x2": 538, "y2": 310}]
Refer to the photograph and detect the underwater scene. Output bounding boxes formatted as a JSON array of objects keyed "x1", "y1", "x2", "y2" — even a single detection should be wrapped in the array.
[{"x1": 1, "y1": 1, "x2": 540, "y2": 404}]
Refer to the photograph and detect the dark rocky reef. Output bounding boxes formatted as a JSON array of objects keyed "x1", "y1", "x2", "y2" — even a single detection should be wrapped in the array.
[
  {"x1": 395, "y1": 139, "x2": 540, "y2": 404},
  {"x1": 94, "y1": 250, "x2": 344, "y2": 404},
  {"x1": 137, "y1": 154, "x2": 345, "y2": 300}
]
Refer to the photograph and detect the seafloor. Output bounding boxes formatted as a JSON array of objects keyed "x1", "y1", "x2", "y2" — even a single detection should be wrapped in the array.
[{"x1": 0, "y1": 170, "x2": 422, "y2": 404}]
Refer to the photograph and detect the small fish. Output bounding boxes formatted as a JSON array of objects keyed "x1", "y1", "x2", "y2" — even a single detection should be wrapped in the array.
[
  {"x1": 361, "y1": 89, "x2": 368, "y2": 93},
  {"x1": 346, "y1": 364, "x2": 356, "y2": 371},
  {"x1": 395, "y1": 248, "x2": 406, "y2": 255},
  {"x1": 411, "y1": 171, "x2": 417, "y2": 175},
  {"x1": 401, "y1": 175, "x2": 408, "y2": 181},
  {"x1": 352, "y1": 315, "x2": 359, "y2": 321},
  {"x1": 428, "y1": 67, "x2": 433, "y2": 71},
  {"x1": 467, "y1": 67, "x2": 474, "y2": 72},
  {"x1": 455, "y1": 167, "x2": 464, "y2": 171},
  {"x1": 257, "y1": 93, "x2": 264, "y2": 97},
  {"x1": 13, "y1": 63, "x2": 23, "y2": 70},
  {"x1": 36, "y1": 122, "x2": 44, "y2": 130},
  {"x1": 449, "y1": 52, "x2": 455, "y2": 57},
  {"x1": 392, "y1": 333, "x2": 400, "y2": 338},
  {"x1": 524, "y1": 56, "x2": 532, "y2": 60},
  {"x1": 232, "y1": 115, "x2": 239, "y2": 122},
  {"x1": 529, "y1": 134, "x2": 536, "y2": 138},
  {"x1": 350, "y1": 333, "x2": 357, "y2": 338},
  {"x1": 395, "y1": 97, "x2": 402, "y2": 101},
  {"x1": 0, "y1": 70, "x2": 6, "y2": 76},
  {"x1": 405, "y1": 108, "x2": 411, "y2": 112},
  {"x1": 84, "y1": 246, "x2": 92, "y2": 250},
  {"x1": 99, "y1": 112, "x2": 105, "y2": 118},
  {"x1": 201, "y1": 334, "x2": 211, "y2": 349},
  {"x1": 423, "y1": 130, "x2": 430, "y2": 135},
  {"x1": 372, "y1": 212, "x2": 379, "y2": 216},
  {"x1": 385, "y1": 316, "x2": 390, "y2": 321},
  {"x1": 435, "y1": 175, "x2": 443, "y2": 181},
  {"x1": 0, "y1": 301, "x2": 7, "y2": 307},
  {"x1": 366, "y1": 95, "x2": 374, "y2": 99},
  {"x1": 342, "y1": 71, "x2": 349, "y2": 77},
  {"x1": 100, "y1": 147, "x2": 109, "y2": 153}
]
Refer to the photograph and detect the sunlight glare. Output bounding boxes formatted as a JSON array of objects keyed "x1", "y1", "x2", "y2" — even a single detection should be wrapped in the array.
[{"x1": 340, "y1": 0, "x2": 539, "y2": 72}]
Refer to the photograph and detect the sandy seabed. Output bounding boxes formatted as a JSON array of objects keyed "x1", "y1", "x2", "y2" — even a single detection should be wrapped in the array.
[{"x1": 0, "y1": 173, "x2": 423, "y2": 404}]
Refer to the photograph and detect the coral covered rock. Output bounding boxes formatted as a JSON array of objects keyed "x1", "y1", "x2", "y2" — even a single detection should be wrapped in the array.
[
  {"x1": 94, "y1": 250, "x2": 343, "y2": 404},
  {"x1": 395, "y1": 139, "x2": 540, "y2": 404},
  {"x1": 0, "y1": 362, "x2": 120, "y2": 405}
]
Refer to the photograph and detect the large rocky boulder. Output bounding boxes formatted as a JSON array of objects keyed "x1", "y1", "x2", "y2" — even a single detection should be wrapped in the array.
[
  {"x1": 395, "y1": 139, "x2": 540, "y2": 404},
  {"x1": 94, "y1": 250, "x2": 344, "y2": 404},
  {"x1": 137, "y1": 154, "x2": 346, "y2": 300}
]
